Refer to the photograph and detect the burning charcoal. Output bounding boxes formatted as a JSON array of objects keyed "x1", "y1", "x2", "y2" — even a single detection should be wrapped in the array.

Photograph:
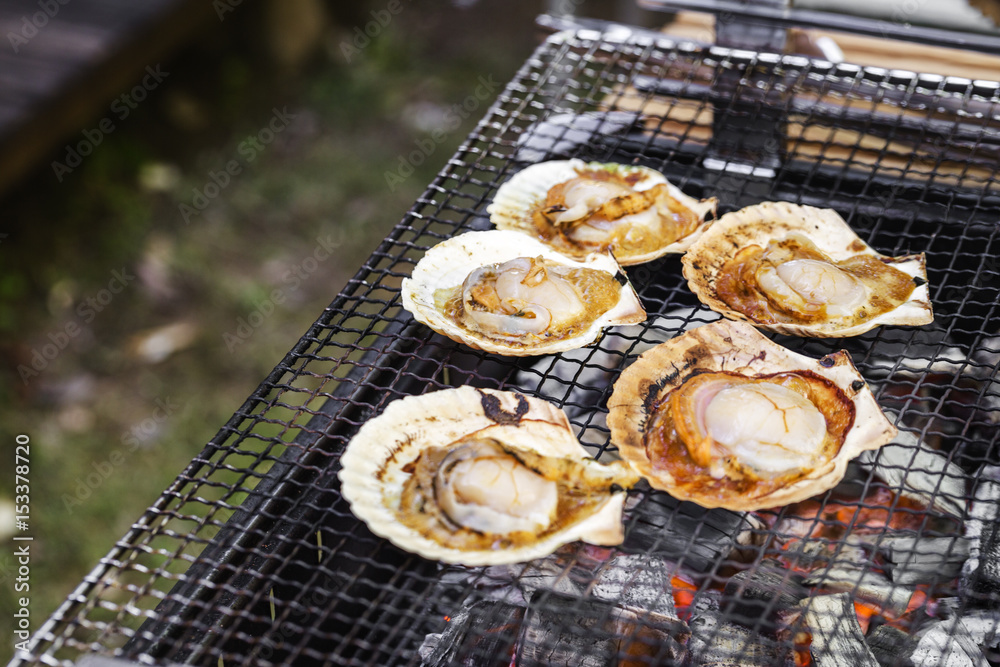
[
  {"x1": 798, "y1": 593, "x2": 879, "y2": 667},
  {"x1": 961, "y1": 465, "x2": 1000, "y2": 604},
  {"x1": 909, "y1": 616, "x2": 990, "y2": 667},
  {"x1": 865, "y1": 624, "x2": 910, "y2": 667},
  {"x1": 850, "y1": 533, "x2": 971, "y2": 587},
  {"x1": 931, "y1": 599, "x2": 1000, "y2": 662},
  {"x1": 590, "y1": 554, "x2": 680, "y2": 622},
  {"x1": 623, "y1": 489, "x2": 766, "y2": 573},
  {"x1": 958, "y1": 610, "x2": 1000, "y2": 663},
  {"x1": 514, "y1": 111, "x2": 643, "y2": 163},
  {"x1": 610, "y1": 606, "x2": 689, "y2": 666},
  {"x1": 483, "y1": 558, "x2": 584, "y2": 604},
  {"x1": 782, "y1": 535, "x2": 870, "y2": 574},
  {"x1": 516, "y1": 590, "x2": 689, "y2": 667},
  {"x1": 857, "y1": 429, "x2": 967, "y2": 519},
  {"x1": 586, "y1": 554, "x2": 693, "y2": 661},
  {"x1": 419, "y1": 599, "x2": 524, "y2": 666},
  {"x1": 721, "y1": 560, "x2": 808, "y2": 631},
  {"x1": 517, "y1": 593, "x2": 620, "y2": 667},
  {"x1": 804, "y1": 559, "x2": 914, "y2": 617},
  {"x1": 687, "y1": 592, "x2": 796, "y2": 667}
]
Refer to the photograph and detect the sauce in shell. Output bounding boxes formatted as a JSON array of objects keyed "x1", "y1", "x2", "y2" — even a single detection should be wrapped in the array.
[
  {"x1": 715, "y1": 234, "x2": 917, "y2": 327},
  {"x1": 644, "y1": 370, "x2": 856, "y2": 504}
]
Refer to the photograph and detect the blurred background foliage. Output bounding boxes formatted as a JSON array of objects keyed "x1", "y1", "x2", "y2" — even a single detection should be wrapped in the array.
[{"x1": 0, "y1": 0, "x2": 657, "y2": 659}]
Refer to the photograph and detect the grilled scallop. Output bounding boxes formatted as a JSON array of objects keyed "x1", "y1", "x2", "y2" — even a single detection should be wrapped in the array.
[
  {"x1": 488, "y1": 159, "x2": 716, "y2": 265},
  {"x1": 402, "y1": 230, "x2": 646, "y2": 356},
  {"x1": 339, "y1": 387, "x2": 639, "y2": 565},
  {"x1": 607, "y1": 320, "x2": 898, "y2": 511},
  {"x1": 682, "y1": 202, "x2": 933, "y2": 337}
]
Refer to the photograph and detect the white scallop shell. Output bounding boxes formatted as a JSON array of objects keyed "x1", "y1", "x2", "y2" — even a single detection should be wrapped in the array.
[
  {"x1": 682, "y1": 201, "x2": 933, "y2": 337},
  {"x1": 401, "y1": 229, "x2": 646, "y2": 356},
  {"x1": 487, "y1": 159, "x2": 717, "y2": 265},
  {"x1": 338, "y1": 387, "x2": 631, "y2": 565},
  {"x1": 607, "y1": 320, "x2": 898, "y2": 511}
]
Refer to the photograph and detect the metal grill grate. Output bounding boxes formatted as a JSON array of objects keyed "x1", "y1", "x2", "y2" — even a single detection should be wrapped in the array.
[{"x1": 13, "y1": 19, "x2": 1000, "y2": 667}]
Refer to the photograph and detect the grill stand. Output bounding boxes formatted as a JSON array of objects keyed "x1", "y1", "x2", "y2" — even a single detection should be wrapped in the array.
[
  {"x1": 10, "y1": 10, "x2": 1000, "y2": 667},
  {"x1": 704, "y1": 0, "x2": 788, "y2": 207}
]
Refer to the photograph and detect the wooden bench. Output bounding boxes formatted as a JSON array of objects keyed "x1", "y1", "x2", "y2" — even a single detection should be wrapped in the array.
[{"x1": 0, "y1": 0, "x2": 216, "y2": 196}]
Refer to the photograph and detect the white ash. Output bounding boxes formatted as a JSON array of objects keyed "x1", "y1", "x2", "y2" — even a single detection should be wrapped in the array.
[
  {"x1": 847, "y1": 533, "x2": 970, "y2": 587},
  {"x1": 934, "y1": 598, "x2": 1000, "y2": 656},
  {"x1": 909, "y1": 616, "x2": 990, "y2": 667},
  {"x1": 798, "y1": 593, "x2": 879, "y2": 667},
  {"x1": 804, "y1": 561, "x2": 914, "y2": 618},
  {"x1": 857, "y1": 428, "x2": 967, "y2": 518},
  {"x1": 587, "y1": 553, "x2": 678, "y2": 621},
  {"x1": 961, "y1": 465, "x2": 1000, "y2": 599}
]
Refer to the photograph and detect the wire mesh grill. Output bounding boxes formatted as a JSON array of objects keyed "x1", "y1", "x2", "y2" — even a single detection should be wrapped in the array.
[{"x1": 14, "y1": 21, "x2": 1000, "y2": 667}]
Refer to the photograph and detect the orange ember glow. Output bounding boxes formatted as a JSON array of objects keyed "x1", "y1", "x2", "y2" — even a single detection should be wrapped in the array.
[
  {"x1": 853, "y1": 601, "x2": 881, "y2": 634},
  {"x1": 670, "y1": 575, "x2": 698, "y2": 617},
  {"x1": 753, "y1": 485, "x2": 951, "y2": 647},
  {"x1": 761, "y1": 487, "x2": 932, "y2": 544},
  {"x1": 794, "y1": 631, "x2": 813, "y2": 666}
]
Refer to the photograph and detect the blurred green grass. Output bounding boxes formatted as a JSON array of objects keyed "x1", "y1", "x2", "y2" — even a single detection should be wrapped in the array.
[{"x1": 0, "y1": 1, "x2": 544, "y2": 659}]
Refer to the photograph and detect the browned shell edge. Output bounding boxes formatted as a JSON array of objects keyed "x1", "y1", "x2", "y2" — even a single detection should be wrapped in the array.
[
  {"x1": 606, "y1": 320, "x2": 897, "y2": 511},
  {"x1": 681, "y1": 202, "x2": 933, "y2": 337}
]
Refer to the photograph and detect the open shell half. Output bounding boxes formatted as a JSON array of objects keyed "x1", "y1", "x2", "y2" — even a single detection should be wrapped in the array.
[
  {"x1": 487, "y1": 159, "x2": 716, "y2": 265},
  {"x1": 402, "y1": 230, "x2": 646, "y2": 356},
  {"x1": 682, "y1": 201, "x2": 933, "y2": 337},
  {"x1": 607, "y1": 320, "x2": 898, "y2": 511},
  {"x1": 339, "y1": 387, "x2": 638, "y2": 565}
]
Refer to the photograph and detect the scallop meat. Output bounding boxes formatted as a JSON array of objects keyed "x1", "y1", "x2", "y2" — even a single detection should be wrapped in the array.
[
  {"x1": 607, "y1": 320, "x2": 898, "y2": 511},
  {"x1": 402, "y1": 230, "x2": 646, "y2": 356},
  {"x1": 488, "y1": 159, "x2": 716, "y2": 265},
  {"x1": 682, "y1": 201, "x2": 932, "y2": 337},
  {"x1": 339, "y1": 387, "x2": 639, "y2": 565}
]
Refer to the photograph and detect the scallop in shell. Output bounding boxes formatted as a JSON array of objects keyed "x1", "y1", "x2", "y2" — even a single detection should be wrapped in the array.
[
  {"x1": 682, "y1": 201, "x2": 932, "y2": 337},
  {"x1": 401, "y1": 230, "x2": 646, "y2": 356},
  {"x1": 339, "y1": 387, "x2": 639, "y2": 565},
  {"x1": 607, "y1": 320, "x2": 897, "y2": 511},
  {"x1": 487, "y1": 159, "x2": 716, "y2": 265}
]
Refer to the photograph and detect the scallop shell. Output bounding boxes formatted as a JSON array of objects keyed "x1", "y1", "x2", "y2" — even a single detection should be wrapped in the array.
[
  {"x1": 682, "y1": 201, "x2": 933, "y2": 337},
  {"x1": 401, "y1": 229, "x2": 646, "y2": 356},
  {"x1": 487, "y1": 159, "x2": 717, "y2": 265},
  {"x1": 339, "y1": 387, "x2": 634, "y2": 565},
  {"x1": 607, "y1": 320, "x2": 898, "y2": 511}
]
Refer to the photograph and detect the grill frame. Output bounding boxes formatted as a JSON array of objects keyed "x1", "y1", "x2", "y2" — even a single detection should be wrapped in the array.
[{"x1": 12, "y1": 15, "x2": 1000, "y2": 667}]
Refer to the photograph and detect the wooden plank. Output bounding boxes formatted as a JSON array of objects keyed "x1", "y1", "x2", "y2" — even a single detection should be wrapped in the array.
[
  {"x1": 662, "y1": 11, "x2": 1000, "y2": 80},
  {"x1": 0, "y1": 0, "x2": 217, "y2": 195}
]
